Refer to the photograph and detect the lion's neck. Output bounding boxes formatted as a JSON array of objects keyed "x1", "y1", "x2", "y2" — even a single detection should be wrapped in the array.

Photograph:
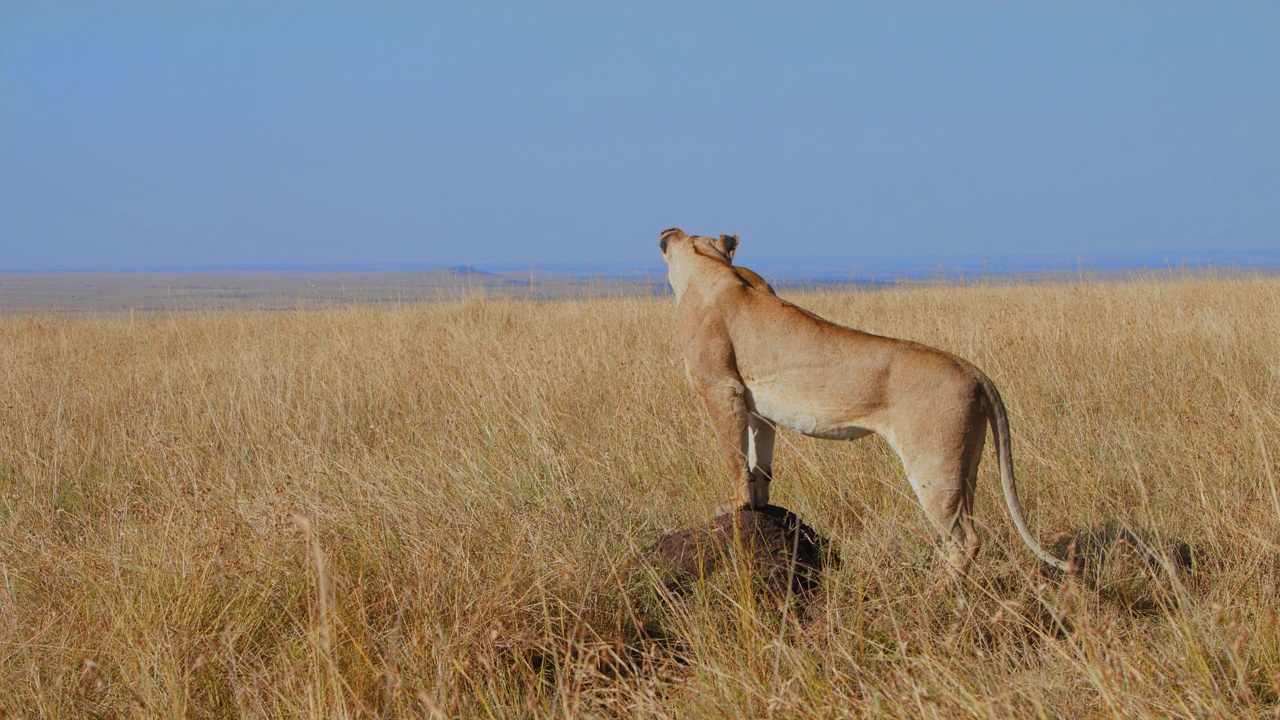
[
  {"x1": 667, "y1": 261, "x2": 696, "y2": 302},
  {"x1": 667, "y1": 256, "x2": 736, "y2": 303}
]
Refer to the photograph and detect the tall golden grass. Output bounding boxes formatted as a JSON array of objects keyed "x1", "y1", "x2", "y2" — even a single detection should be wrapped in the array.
[{"x1": 1, "y1": 274, "x2": 1278, "y2": 717}]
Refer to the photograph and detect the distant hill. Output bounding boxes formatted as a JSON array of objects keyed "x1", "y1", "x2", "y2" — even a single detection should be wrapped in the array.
[
  {"x1": 6, "y1": 248, "x2": 1276, "y2": 284},
  {"x1": 476, "y1": 248, "x2": 1280, "y2": 284}
]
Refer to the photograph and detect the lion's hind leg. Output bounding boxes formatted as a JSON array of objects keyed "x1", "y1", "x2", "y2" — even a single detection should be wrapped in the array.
[{"x1": 889, "y1": 419, "x2": 986, "y2": 575}]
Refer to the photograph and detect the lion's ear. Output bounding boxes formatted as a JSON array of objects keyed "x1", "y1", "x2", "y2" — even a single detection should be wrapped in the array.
[
  {"x1": 659, "y1": 227, "x2": 686, "y2": 255},
  {"x1": 717, "y1": 233, "x2": 740, "y2": 261}
]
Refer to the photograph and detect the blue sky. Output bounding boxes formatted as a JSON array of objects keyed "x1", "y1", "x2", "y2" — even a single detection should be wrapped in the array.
[{"x1": 1, "y1": 3, "x2": 1277, "y2": 271}]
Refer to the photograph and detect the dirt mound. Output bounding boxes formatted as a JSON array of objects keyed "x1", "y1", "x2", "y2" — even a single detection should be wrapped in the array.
[
  {"x1": 637, "y1": 505, "x2": 835, "y2": 599},
  {"x1": 1047, "y1": 521, "x2": 1198, "y2": 616},
  {"x1": 1050, "y1": 521, "x2": 1196, "y2": 575}
]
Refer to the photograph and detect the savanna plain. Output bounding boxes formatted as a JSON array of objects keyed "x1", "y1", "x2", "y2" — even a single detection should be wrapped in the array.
[{"x1": 2, "y1": 274, "x2": 1279, "y2": 718}]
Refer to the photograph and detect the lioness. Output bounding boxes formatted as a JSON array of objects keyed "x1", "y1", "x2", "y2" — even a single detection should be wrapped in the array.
[{"x1": 660, "y1": 227, "x2": 1071, "y2": 573}]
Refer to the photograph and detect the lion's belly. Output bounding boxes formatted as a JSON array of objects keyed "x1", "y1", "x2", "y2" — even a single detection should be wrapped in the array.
[{"x1": 745, "y1": 384, "x2": 874, "y2": 441}]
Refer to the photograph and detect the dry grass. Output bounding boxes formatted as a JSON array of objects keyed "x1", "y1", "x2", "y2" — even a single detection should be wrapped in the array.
[{"x1": 1, "y1": 274, "x2": 1279, "y2": 718}]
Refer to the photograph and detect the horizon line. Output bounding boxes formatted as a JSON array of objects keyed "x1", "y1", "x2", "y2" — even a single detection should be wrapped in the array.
[{"x1": 2, "y1": 247, "x2": 1278, "y2": 275}]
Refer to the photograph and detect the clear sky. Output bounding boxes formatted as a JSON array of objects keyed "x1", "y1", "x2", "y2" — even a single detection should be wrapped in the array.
[{"x1": 1, "y1": 3, "x2": 1277, "y2": 271}]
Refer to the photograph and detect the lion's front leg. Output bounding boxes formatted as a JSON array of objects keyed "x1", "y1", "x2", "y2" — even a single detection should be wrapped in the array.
[
  {"x1": 747, "y1": 413, "x2": 775, "y2": 506},
  {"x1": 692, "y1": 375, "x2": 764, "y2": 512}
]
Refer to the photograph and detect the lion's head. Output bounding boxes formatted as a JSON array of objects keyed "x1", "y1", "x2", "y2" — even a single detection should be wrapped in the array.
[{"x1": 659, "y1": 228, "x2": 738, "y2": 265}]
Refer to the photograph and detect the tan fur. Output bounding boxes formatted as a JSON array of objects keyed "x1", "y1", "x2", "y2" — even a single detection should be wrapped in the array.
[
  {"x1": 713, "y1": 234, "x2": 777, "y2": 295},
  {"x1": 659, "y1": 228, "x2": 1072, "y2": 574}
]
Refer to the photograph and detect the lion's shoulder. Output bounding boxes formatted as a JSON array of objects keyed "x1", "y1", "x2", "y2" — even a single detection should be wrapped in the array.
[{"x1": 730, "y1": 266, "x2": 776, "y2": 295}]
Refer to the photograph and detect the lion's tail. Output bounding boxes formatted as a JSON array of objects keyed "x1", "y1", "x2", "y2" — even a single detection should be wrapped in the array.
[{"x1": 977, "y1": 373, "x2": 1075, "y2": 573}]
